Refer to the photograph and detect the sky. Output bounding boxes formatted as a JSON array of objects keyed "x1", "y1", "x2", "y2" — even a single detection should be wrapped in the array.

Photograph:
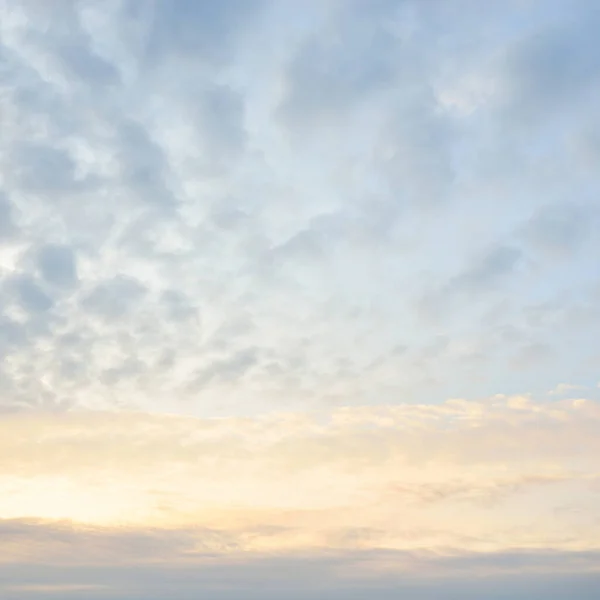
[{"x1": 0, "y1": 0, "x2": 599, "y2": 598}]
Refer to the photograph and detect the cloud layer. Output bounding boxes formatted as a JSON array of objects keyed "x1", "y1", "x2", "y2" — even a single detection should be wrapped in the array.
[
  {"x1": 1, "y1": 0, "x2": 599, "y2": 416},
  {"x1": 1, "y1": 396, "x2": 599, "y2": 546},
  {"x1": 1, "y1": 0, "x2": 600, "y2": 597}
]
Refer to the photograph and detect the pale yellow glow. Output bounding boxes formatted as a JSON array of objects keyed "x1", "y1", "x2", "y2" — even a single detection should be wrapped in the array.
[{"x1": 1, "y1": 396, "x2": 599, "y2": 562}]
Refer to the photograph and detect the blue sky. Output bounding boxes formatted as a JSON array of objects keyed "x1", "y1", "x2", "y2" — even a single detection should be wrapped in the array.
[{"x1": 0, "y1": 0, "x2": 599, "y2": 598}]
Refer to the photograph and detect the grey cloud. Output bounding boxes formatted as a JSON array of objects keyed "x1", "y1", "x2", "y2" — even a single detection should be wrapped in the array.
[
  {"x1": 268, "y1": 228, "x2": 326, "y2": 266},
  {"x1": 0, "y1": 528, "x2": 600, "y2": 600},
  {"x1": 573, "y1": 124, "x2": 600, "y2": 170},
  {"x1": 202, "y1": 314, "x2": 256, "y2": 354},
  {"x1": 449, "y1": 245, "x2": 523, "y2": 294},
  {"x1": 510, "y1": 341, "x2": 554, "y2": 370},
  {"x1": 262, "y1": 210, "x2": 363, "y2": 275},
  {"x1": 53, "y1": 40, "x2": 119, "y2": 87},
  {"x1": 522, "y1": 203, "x2": 598, "y2": 258},
  {"x1": 115, "y1": 119, "x2": 176, "y2": 209},
  {"x1": 209, "y1": 203, "x2": 252, "y2": 232},
  {"x1": 418, "y1": 245, "x2": 523, "y2": 323},
  {"x1": 379, "y1": 92, "x2": 455, "y2": 208},
  {"x1": 100, "y1": 357, "x2": 145, "y2": 387},
  {"x1": 9, "y1": 0, "x2": 118, "y2": 87},
  {"x1": 190, "y1": 347, "x2": 260, "y2": 390},
  {"x1": 141, "y1": 0, "x2": 266, "y2": 67},
  {"x1": 501, "y1": 3, "x2": 600, "y2": 122},
  {"x1": 11, "y1": 143, "x2": 78, "y2": 194},
  {"x1": 10, "y1": 275, "x2": 54, "y2": 313},
  {"x1": 277, "y1": 0, "x2": 455, "y2": 215},
  {"x1": 279, "y1": 1, "x2": 401, "y2": 126},
  {"x1": 0, "y1": 316, "x2": 27, "y2": 356},
  {"x1": 160, "y1": 290, "x2": 199, "y2": 323},
  {"x1": 58, "y1": 358, "x2": 87, "y2": 382},
  {"x1": 36, "y1": 244, "x2": 78, "y2": 287},
  {"x1": 81, "y1": 276, "x2": 147, "y2": 320},
  {"x1": 437, "y1": 548, "x2": 600, "y2": 576},
  {"x1": 195, "y1": 84, "x2": 247, "y2": 162},
  {"x1": 0, "y1": 193, "x2": 17, "y2": 239}
]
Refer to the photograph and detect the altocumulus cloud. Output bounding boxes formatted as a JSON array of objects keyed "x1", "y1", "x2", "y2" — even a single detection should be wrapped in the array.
[{"x1": 0, "y1": 0, "x2": 600, "y2": 598}]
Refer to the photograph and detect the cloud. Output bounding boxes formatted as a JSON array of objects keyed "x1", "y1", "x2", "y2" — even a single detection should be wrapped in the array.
[
  {"x1": 0, "y1": 524, "x2": 599, "y2": 599},
  {"x1": 549, "y1": 383, "x2": 588, "y2": 396},
  {"x1": 11, "y1": 142, "x2": 81, "y2": 195},
  {"x1": 35, "y1": 243, "x2": 78, "y2": 288},
  {"x1": 0, "y1": 397, "x2": 598, "y2": 550},
  {"x1": 417, "y1": 243, "x2": 524, "y2": 325},
  {"x1": 81, "y1": 276, "x2": 147, "y2": 321},
  {"x1": 1, "y1": 3, "x2": 600, "y2": 597},
  {"x1": 188, "y1": 347, "x2": 260, "y2": 390},
  {"x1": 111, "y1": 119, "x2": 177, "y2": 210},
  {"x1": 278, "y1": 1, "x2": 401, "y2": 127},
  {"x1": 194, "y1": 84, "x2": 247, "y2": 162},
  {"x1": 7, "y1": 274, "x2": 54, "y2": 313},
  {"x1": 521, "y1": 203, "x2": 598, "y2": 259},
  {"x1": 448, "y1": 245, "x2": 524, "y2": 294},
  {"x1": 0, "y1": 0, "x2": 599, "y2": 415},
  {"x1": 141, "y1": 0, "x2": 266, "y2": 67},
  {"x1": 0, "y1": 193, "x2": 18, "y2": 240},
  {"x1": 499, "y1": 1, "x2": 600, "y2": 123}
]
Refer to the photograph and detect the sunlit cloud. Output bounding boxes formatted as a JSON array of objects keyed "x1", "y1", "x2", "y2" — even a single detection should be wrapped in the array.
[{"x1": 1, "y1": 396, "x2": 598, "y2": 553}]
